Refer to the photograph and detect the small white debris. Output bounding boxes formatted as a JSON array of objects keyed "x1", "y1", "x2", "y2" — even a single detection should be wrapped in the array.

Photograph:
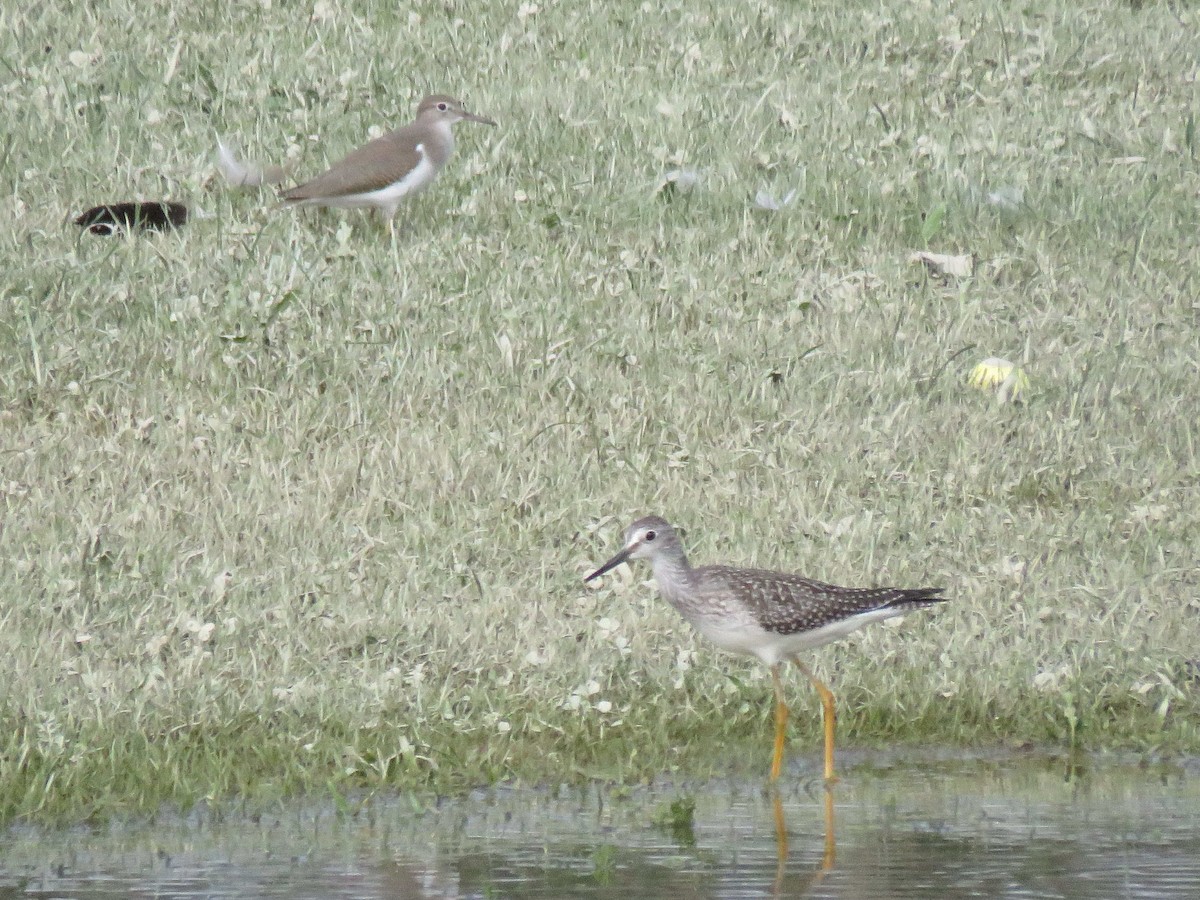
[
  {"x1": 144, "y1": 634, "x2": 170, "y2": 656},
  {"x1": 753, "y1": 188, "x2": 797, "y2": 212},
  {"x1": 986, "y1": 185, "x2": 1024, "y2": 210},
  {"x1": 657, "y1": 168, "x2": 701, "y2": 196},
  {"x1": 910, "y1": 251, "x2": 973, "y2": 279},
  {"x1": 523, "y1": 648, "x2": 549, "y2": 667},
  {"x1": 496, "y1": 333, "x2": 514, "y2": 370},
  {"x1": 210, "y1": 570, "x2": 232, "y2": 601},
  {"x1": 216, "y1": 138, "x2": 286, "y2": 188},
  {"x1": 1033, "y1": 665, "x2": 1071, "y2": 692}
]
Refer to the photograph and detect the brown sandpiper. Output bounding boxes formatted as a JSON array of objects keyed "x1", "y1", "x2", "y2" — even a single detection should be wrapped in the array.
[
  {"x1": 585, "y1": 515, "x2": 947, "y2": 783},
  {"x1": 281, "y1": 93, "x2": 496, "y2": 222}
]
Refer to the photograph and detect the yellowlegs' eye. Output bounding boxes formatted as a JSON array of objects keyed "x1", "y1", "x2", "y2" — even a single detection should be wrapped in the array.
[
  {"x1": 644, "y1": 530, "x2": 657, "y2": 542},
  {"x1": 437, "y1": 102, "x2": 448, "y2": 111}
]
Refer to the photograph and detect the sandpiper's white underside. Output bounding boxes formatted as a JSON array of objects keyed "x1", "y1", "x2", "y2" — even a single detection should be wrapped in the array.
[
  {"x1": 691, "y1": 605, "x2": 910, "y2": 667},
  {"x1": 291, "y1": 145, "x2": 439, "y2": 219}
]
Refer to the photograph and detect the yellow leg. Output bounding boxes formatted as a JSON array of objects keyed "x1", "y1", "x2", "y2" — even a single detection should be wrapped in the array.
[
  {"x1": 769, "y1": 665, "x2": 789, "y2": 782},
  {"x1": 793, "y1": 659, "x2": 838, "y2": 784},
  {"x1": 771, "y1": 778, "x2": 838, "y2": 897},
  {"x1": 772, "y1": 790, "x2": 788, "y2": 862},
  {"x1": 820, "y1": 783, "x2": 837, "y2": 871}
]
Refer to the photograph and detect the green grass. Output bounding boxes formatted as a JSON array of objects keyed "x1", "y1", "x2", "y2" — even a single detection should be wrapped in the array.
[{"x1": 2, "y1": 0, "x2": 1198, "y2": 823}]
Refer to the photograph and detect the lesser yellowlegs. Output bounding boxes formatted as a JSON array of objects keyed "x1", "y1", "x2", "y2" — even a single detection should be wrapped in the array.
[{"x1": 585, "y1": 515, "x2": 947, "y2": 782}]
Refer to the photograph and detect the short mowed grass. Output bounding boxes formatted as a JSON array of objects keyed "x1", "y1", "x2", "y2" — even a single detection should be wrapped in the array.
[{"x1": 2, "y1": 0, "x2": 1198, "y2": 823}]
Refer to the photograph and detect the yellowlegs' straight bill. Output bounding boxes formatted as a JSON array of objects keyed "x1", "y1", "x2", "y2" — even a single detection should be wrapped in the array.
[{"x1": 585, "y1": 515, "x2": 947, "y2": 783}]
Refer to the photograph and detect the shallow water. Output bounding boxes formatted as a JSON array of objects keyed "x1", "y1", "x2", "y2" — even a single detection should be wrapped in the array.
[{"x1": 2, "y1": 753, "x2": 1198, "y2": 899}]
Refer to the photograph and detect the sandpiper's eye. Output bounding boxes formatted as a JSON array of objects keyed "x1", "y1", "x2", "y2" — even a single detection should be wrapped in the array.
[
  {"x1": 437, "y1": 102, "x2": 448, "y2": 111},
  {"x1": 644, "y1": 530, "x2": 657, "y2": 542}
]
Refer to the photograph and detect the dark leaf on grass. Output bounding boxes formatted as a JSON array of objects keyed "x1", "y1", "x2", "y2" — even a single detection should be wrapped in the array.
[{"x1": 74, "y1": 201, "x2": 189, "y2": 235}]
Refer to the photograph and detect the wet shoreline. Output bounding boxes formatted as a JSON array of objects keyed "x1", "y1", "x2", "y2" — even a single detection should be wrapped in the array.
[{"x1": 3, "y1": 752, "x2": 1197, "y2": 898}]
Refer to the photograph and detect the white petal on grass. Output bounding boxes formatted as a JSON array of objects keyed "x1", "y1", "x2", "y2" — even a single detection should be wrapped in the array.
[
  {"x1": 656, "y1": 168, "x2": 701, "y2": 196},
  {"x1": 1033, "y1": 672, "x2": 1056, "y2": 691},
  {"x1": 161, "y1": 41, "x2": 183, "y2": 85},
  {"x1": 753, "y1": 188, "x2": 797, "y2": 212},
  {"x1": 596, "y1": 617, "x2": 620, "y2": 638},
  {"x1": 968, "y1": 357, "x2": 1030, "y2": 403},
  {"x1": 986, "y1": 185, "x2": 1024, "y2": 210},
  {"x1": 216, "y1": 139, "x2": 255, "y2": 186},
  {"x1": 144, "y1": 634, "x2": 170, "y2": 656},
  {"x1": 1033, "y1": 665, "x2": 1071, "y2": 692},
  {"x1": 216, "y1": 138, "x2": 285, "y2": 188},
  {"x1": 910, "y1": 250, "x2": 973, "y2": 278},
  {"x1": 523, "y1": 648, "x2": 549, "y2": 667},
  {"x1": 210, "y1": 570, "x2": 232, "y2": 601}
]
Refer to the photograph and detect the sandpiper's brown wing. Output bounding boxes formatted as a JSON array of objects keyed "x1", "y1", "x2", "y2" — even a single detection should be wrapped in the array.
[{"x1": 281, "y1": 126, "x2": 425, "y2": 201}]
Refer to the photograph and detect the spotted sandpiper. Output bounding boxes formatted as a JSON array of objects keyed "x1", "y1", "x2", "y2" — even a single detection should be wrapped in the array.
[
  {"x1": 585, "y1": 515, "x2": 947, "y2": 783},
  {"x1": 281, "y1": 94, "x2": 495, "y2": 222}
]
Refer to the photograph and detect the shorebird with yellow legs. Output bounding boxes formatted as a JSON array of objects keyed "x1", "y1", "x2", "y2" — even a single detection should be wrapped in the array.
[{"x1": 585, "y1": 515, "x2": 947, "y2": 784}]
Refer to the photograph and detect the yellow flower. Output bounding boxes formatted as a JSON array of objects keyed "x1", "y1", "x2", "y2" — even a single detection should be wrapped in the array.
[{"x1": 968, "y1": 357, "x2": 1029, "y2": 403}]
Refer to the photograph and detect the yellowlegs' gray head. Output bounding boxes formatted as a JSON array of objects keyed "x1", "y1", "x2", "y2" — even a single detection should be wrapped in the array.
[{"x1": 585, "y1": 515, "x2": 683, "y2": 581}]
